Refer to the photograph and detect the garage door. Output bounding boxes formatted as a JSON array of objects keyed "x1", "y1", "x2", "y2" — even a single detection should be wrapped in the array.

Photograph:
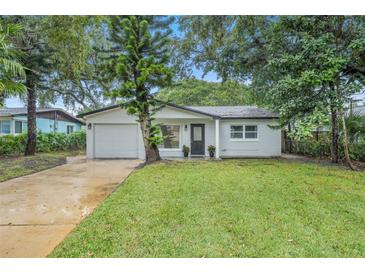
[{"x1": 94, "y1": 124, "x2": 139, "y2": 158}]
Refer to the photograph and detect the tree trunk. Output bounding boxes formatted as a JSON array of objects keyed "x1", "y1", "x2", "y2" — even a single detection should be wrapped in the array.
[
  {"x1": 339, "y1": 110, "x2": 357, "y2": 171},
  {"x1": 330, "y1": 104, "x2": 339, "y2": 163},
  {"x1": 25, "y1": 76, "x2": 37, "y2": 156},
  {"x1": 139, "y1": 114, "x2": 161, "y2": 163}
]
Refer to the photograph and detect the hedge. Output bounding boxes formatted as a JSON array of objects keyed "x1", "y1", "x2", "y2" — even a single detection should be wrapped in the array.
[
  {"x1": 0, "y1": 131, "x2": 86, "y2": 156},
  {"x1": 291, "y1": 138, "x2": 365, "y2": 162}
]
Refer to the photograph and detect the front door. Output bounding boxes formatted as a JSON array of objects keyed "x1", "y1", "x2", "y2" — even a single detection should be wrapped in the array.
[{"x1": 191, "y1": 124, "x2": 205, "y2": 155}]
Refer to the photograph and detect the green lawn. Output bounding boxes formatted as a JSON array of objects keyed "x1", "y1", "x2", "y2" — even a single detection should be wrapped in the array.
[
  {"x1": 50, "y1": 159, "x2": 365, "y2": 258},
  {"x1": 0, "y1": 152, "x2": 82, "y2": 182}
]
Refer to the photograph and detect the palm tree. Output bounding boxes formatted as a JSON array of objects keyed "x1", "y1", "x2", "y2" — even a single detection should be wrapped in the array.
[
  {"x1": 0, "y1": 22, "x2": 26, "y2": 106},
  {"x1": 344, "y1": 112, "x2": 365, "y2": 143}
]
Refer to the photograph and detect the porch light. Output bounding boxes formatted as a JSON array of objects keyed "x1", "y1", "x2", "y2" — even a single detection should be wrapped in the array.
[
  {"x1": 184, "y1": 124, "x2": 188, "y2": 130},
  {"x1": 88, "y1": 123, "x2": 92, "y2": 130}
]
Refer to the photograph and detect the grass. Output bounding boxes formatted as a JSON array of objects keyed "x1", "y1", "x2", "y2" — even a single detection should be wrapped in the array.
[
  {"x1": 50, "y1": 159, "x2": 365, "y2": 258},
  {"x1": 0, "y1": 151, "x2": 83, "y2": 182}
]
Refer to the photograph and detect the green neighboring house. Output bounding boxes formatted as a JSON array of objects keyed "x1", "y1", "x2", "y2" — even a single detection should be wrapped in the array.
[{"x1": 0, "y1": 107, "x2": 85, "y2": 135}]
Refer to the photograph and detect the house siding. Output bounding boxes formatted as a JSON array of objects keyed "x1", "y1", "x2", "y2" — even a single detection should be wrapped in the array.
[
  {"x1": 219, "y1": 119, "x2": 281, "y2": 157},
  {"x1": 1, "y1": 115, "x2": 83, "y2": 135},
  {"x1": 84, "y1": 106, "x2": 281, "y2": 159}
]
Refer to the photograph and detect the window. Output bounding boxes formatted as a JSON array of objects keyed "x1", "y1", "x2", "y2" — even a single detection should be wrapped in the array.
[
  {"x1": 15, "y1": 121, "x2": 27, "y2": 134},
  {"x1": 15, "y1": 121, "x2": 22, "y2": 134},
  {"x1": 230, "y1": 125, "x2": 243, "y2": 139},
  {"x1": 0, "y1": 120, "x2": 11, "y2": 134},
  {"x1": 158, "y1": 125, "x2": 180, "y2": 149},
  {"x1": 193, "y1": 126, "x2": 202, "y2": 141},
  {"x1": 67, "y1": 125, "x2": 74, "y2": 134},
  {"x1": 230, "y1": 124, "x2": 258, "y2": 140},
  {"x1": 245, "y1": 125, "x2": 258, "y2": 139}
]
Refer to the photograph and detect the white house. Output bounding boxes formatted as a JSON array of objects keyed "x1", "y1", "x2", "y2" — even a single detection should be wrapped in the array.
[{"x1": 78, "y1": 103, "x2": 281, "y2": 159}]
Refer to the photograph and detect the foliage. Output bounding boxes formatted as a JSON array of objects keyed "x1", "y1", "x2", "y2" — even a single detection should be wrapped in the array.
[
  {"x1": 208, "y1": 145, "x2": 216, "y2": 153},
  {"x1": 105, "y1": 16, "x2": 174, "y2": 162},
  {"x1": 182, "y1": 145, "x2": 190, "y2": 154},
  {"x1": 287, "y1": 109, "x2": 330, "y2": 141},
  {"x1": 157, "y1": 79, "x2": 256, "y2": 106},
  {"x1": 291, "y1": 138, "x2": 332, "y2": 158},
  {"x1": 347, "y1": 142, "x2": 365, "y2": 162},
  {"x1": 343, "y1": 112, "x2": 365, "y2": 143},
  {"x1": 291, "y1": 135, "x2": 365, "y2": 161},
  {"x1": 175, "y1": 16, "x2": 270, "y2": 104},
  {"x1": 175, "y1": 16, "x2": 365, "y2": 167},
  {"x1": 261, "y1": 16, "x2": 365, "y2": 125},
  {"x1": 0, "y1": 131, "x2": 86, "y2": 156},
  {"x1": 50, "y1": 160, "x2": 365, "y2": 257},
  {"x1": 0, "y1": 21, "x2": 26, "y2": 106},
  {"x1": 42, "y1": 16, "x2": 113, "y2": 112}
]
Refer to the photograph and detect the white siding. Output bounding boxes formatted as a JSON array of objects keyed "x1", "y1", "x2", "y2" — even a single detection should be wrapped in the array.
[
  {"x1": 157, "y1": 118, "x2": 215, "y2": 158},
  {"x1": 219, "y1": 119, "x2": 281, "y2": 157},
  {"x1": 85, "y1": 108, "x2": 144, "y2": 159},
  {"x1": 84, "y1": 106, "x2": 281, "y2": 159},
  {"x1": 84, "y1": 106, "x2": 214, "y2": 159}
]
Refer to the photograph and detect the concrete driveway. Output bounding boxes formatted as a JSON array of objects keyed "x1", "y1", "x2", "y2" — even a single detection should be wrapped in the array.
[{"x1": 0, "y1": 157, "x2": 142, "y2": 257}]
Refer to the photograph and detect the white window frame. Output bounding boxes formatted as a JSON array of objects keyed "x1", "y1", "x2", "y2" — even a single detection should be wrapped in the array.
[
  {"x1": 229, "y1": 124, "x2": 259, "y2": 141},
  {"x1": 0, "y1": 120, "x2": 11, "y2": 135},
  {"x1": 158, "y1": 124, "x2": 183, "y2": 151}
]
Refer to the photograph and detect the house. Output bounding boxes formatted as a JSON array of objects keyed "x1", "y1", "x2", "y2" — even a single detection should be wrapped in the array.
[
  {"x1": 78, "y1": 103, "x2": 281, "y2": 159},
  {"x1": 352, "y1": 105, "x2": 365, "y2": 116},
  {"x1": 0, "y1": 107, "x2": 85, "y2": 135}
]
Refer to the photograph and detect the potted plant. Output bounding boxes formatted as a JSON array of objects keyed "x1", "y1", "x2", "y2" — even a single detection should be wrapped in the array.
[
  {"x1": 182, "y1": 145, "x2": 190, "y2": 158},
  {"x1": 208, "y1": 145, "x2": 216, "y2": 158}
]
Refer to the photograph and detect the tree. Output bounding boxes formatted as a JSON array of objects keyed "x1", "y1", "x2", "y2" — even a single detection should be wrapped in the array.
[
  {"x1": 259, "y1": 16, "x2": 365, "y2": 169},
  {"x1": 157, "y1": 78, "x2": 255, "y2": 106},
  {"x1": 176, "y1": 16, "x2": 365, "y2": 169},
  {"x1": 7, "y1": 16, "x2": 52, "y2": 156},
  {"x1": 0, "y1": 21, "x2": 26, "y2": 106},
  {"x1": 4, "y1": 16, "x2": 106, "y2": 155},
  {"x1": 106, "y1": 16, "x2": 173, "y2": 163},
  {"x1": 40, "y1": 16, "x2": 113, "y2": 112}
]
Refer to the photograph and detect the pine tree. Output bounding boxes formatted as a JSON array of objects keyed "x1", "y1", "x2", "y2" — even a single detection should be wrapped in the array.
[{"x1": 107, "y1": 16, "x2": 173, "y2": 163}]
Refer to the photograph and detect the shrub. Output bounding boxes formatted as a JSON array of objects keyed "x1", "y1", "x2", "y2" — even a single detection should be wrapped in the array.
[
  {"x1": 291, "y1": 136, "x2": 365, "y2": 162},
  {"x1": 0, "y1": 131, "x2": 86, "y2": 156}
]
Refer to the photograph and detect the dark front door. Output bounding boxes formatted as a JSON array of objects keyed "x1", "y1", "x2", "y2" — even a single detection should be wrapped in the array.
[{"x1": 191, "y1": 124, "x2": 205, "y2": 155}]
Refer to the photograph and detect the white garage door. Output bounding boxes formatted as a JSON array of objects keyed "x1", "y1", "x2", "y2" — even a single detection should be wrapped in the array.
[{"x1": 94, "y1": 124, "x2": 139, "y2": 158}]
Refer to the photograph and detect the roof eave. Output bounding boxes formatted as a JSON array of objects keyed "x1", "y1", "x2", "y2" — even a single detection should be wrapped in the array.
[
  {"x1": 220, "y1": 116, "x2": 279, "y2": 119},
  {"x1": 77, "y1": 101, "x2": 221, "y2": 119},
  {"x1": 11, "y1": 110, "x2": 85, "y2": 125}
]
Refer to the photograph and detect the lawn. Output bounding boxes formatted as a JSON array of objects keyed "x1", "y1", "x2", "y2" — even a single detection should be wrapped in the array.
[
  {"x1": 50, "y1": 159, "x2": 365, "y2": 258},
  {"x1": 0, "y1": 152, "x2": 82, "y2": 182}
]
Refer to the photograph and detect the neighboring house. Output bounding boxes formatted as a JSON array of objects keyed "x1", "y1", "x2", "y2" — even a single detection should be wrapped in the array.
[
  {"x1": 352, "y1": 105, "x2": 365, "y2": 116},
  {"x1": 78, "y1": 103, "x2": 281, "y2": 159},
  {"x1": 0, "y1": 107, "x2": 85, "y2": 135}
]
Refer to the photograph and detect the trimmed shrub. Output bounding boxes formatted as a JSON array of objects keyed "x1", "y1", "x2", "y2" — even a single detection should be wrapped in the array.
[{"x1": 0, "y1": 131, "x2": 86, "y2": 156}]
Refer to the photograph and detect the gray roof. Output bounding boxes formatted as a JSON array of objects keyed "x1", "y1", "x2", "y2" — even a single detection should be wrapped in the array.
[
  {"x1": 77, "y1": 102, "x2": 279, "y2": 119},
  {"x1": 0, "y1": 107, "x2": 65, "y2": 116},
  {"x1": 185, "y1": 106, "x2": 279, "y2": 119},
  {"x1": 0, "y1": 107, "x2": 84, "y2": 124}
]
